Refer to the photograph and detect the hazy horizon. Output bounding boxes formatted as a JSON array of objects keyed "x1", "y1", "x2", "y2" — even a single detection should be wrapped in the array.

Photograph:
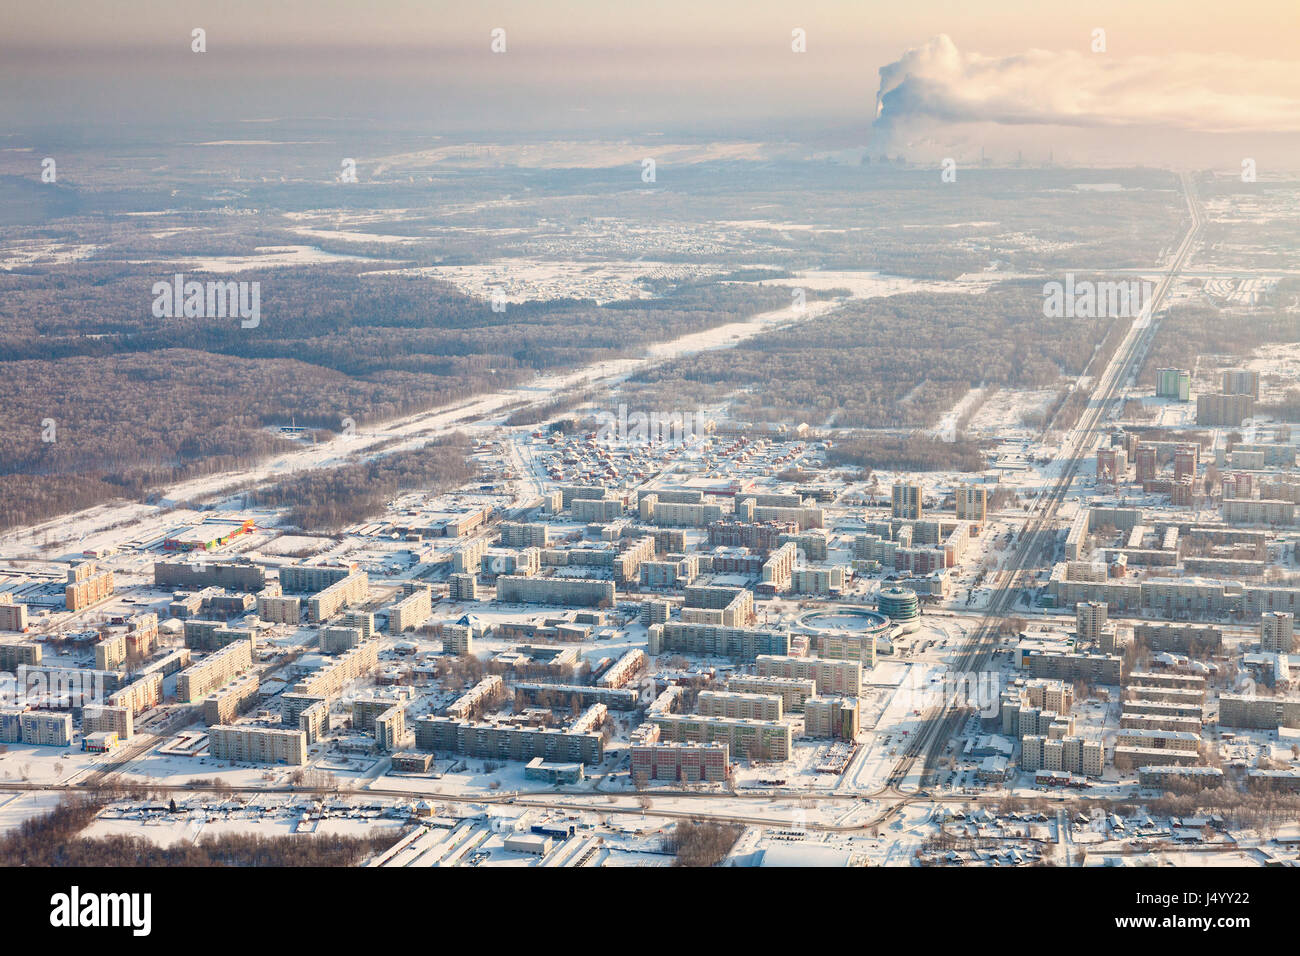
[{"x1": 3, "y1": 0, "x2": 1299, "y2": 169}]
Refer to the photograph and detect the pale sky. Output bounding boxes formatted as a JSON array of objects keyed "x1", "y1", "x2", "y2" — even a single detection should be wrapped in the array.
[
  {"x1": 7, "y1": 0, "x2": 1297, "y2": 57},
  {"x1": 3, "y1": 0, "x2": 1298, "y2": 162}
]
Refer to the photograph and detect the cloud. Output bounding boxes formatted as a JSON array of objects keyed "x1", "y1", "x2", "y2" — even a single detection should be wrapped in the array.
[{"x1": 873, "y1": 34, "x2": 1300, "y2": 141}]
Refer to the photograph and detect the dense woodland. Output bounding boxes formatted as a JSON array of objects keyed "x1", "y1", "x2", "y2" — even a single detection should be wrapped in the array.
[
  {"x1": 827, "y1": 435, "x2": 988, "y2": 473},
  {"x1": 0, "y1": 162, "x2": 1190, "y2": 529},
  {"x1": 635, "y1": 285, "x2": 1119, "y2": 429},
  {"x1": 662, "y1": 820, "x2": 745, "y2": 867},
  {"x1": 0, "y1": 264, "x2": 795, "y2": 530},
  {"x1": 1139, "y1": 300, "x2": 1300, "y2": 402},
  {"x1": 245, "y1": 433, "x2": 475, "y2": 532}
]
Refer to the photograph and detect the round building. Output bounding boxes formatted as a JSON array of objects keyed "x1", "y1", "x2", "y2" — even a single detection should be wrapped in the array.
[{"x1": 877, "y1": 586, "x2": 920, "y2": 625}]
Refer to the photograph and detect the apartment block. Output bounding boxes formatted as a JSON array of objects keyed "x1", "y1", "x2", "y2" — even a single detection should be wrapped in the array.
[
  {"x1": 0, "y1": 595, "x2": 29, "y2": 633},
  {"x1": 177, "y1": 639, "x2": 254, "y2": 703},
  {"x1": 1096, "y1": 448, "x2": 1128, "y2": 483},
  {"x1": 1135, "y1": 444, "x2": 1158, "y2": 484},
  {"x1": 415, "y1": 714, "x2": 603, "y2": 764},
  {"x1": 640, "y1": 599, "x2": 671, "y2": 626},
  {"x1": 496, "y1": 575, "x2": 614, "y2": 608},
  {"x1": 1261, "y1": 612, "x2": 1295, "y2": 653},
  {"x1": 1025, "y1": 679, "x2": 1075, "y2": 714},
  {"x1": 598, "y1": 649, "x2": 647, "y2": 689},
  {"x1": 1138, "y1": 766, "x2": 1224, "y2": 790},
  {"x1": 183, "y1": 620, "x2": 258, "y2": 653},
  {"x1": 816, "y1": 631, "x2": 878, "y2": 668},
  {"x1": 0, "y1": 640, "x2": 41, "y2": 670},
  {"x1": 202, "y1": 673, "x2": 260, "y2": 725},
  {"x1": 650, "y1": 713, "x2": 792, "y2": 761},
  {"x1": 448, "y1": 572, "x2": 479, "y2": 602},
  {"x1": 281, "y1": 691, "x2": 326, "y2": 727},
  {"x1": 257, "y1": 593, "x2": 302, "y2": 625},
  {"x1": 445, "y1": 676, "x2": 506, "y2": 721},
  {"x1": 1223, "y1": 498, "x2": 1295, "y2": 527},
  {"x1": 352, "y1": 697, "x2": 396, "y2": 733},
  {"x1": 1196, "y1": 392, "x2": 1254, "y2": 427},
  {"x1": 781, "y1": 531, "x2": 831, "y2": 563},
  {"x1": 1127, "y1": 672, "x2": 1207, "y2": 693},
  {"x1": 1021, "y1": 733, "x2": 1102, "y2": 776},
  {"x1": 1018, "y1": 648, "x2": 1122, "y2": 685},
  {"x1": 1221, "y1": 368, "x2": 1260, "y2": 399},
  {"x1": 708, "y1": 519, "x2": 800, "y2": 554},
  {"x1": 1156, "y1": 367, "x2": 1191, "y2": 401},
  {"x1": 697, "y1": 689, "x2": 783, "y2": 722},
  {"x1": 744, "y1": 503, "x2": 823, "y2": 530},
  {"x1": 1021, "y1": 734, "x2": 1044, "y2": 772},
  {"x1": 440, "y1": 623, "x2": 474, "y2": 656},
  {"x1": 321, "y1": 625, "x2": 364, "y2": 655},
  {"x1": 452, "y1": 539, "x2": 488, "y2": 574},
  {"x1": 648, "y1": 623, "x2": 789, "y2": 661},
  {"x1": 513, "y1": 683, "x2": 638, "y2": 711},
  {"x1": 759, "y1": 542, "x2": 799, "y2": 593},
  {"x1": 892, "y1": 483, "x2": 923, "y2": 520},
  {"x1": 756, "y1": 655, "x2": 861, "y2": 695},
  {"x1": 0, "y1": 709, "x2": 20, "y2": 744},
  {"x1": 954, "y1": 484, "x2": 988, "y2": 523},
  {"x1": 1219, "y1": 694, "x2": 1300, "y2": 731},
  {"x1": 208, "y1": 724, "x2": 307, "y2": 765},
  {"x1": 640, "y1": 559, "x2": 695, "y2": 589},
  {"x1": 790, "y1": 566, "x2": 845, "y2": 596},
  {"x1": 307, "y1": 571, "x2": 370, "y2": 624},
  {"x1": 1123, "y1": 699, "x2": 1204, "y2": 721},
  {"x1": 639, "y1": 496, "x2": 728, "y2": 529},
  {"x1": 1120, "y1": 712, "x2": 1203, "y2": 734},
  {"x1": 291, "y1": 642, "x2": 379, "y2": 699},
  {"x1": 1132, "y1": 622, "x2": 1223, "y2": 654},
  {"x1": 803, "y1": 696, "x2": 860, "y2": 739},
  {"x1": 482, "y1": 548, "x2": 541, "y2": 578},
  {"x1": 1075, "y1": 601, "x2": 1108, "y2": 644},
  {"x1": 388, "y1": 587, "x2": 432, "y2": 634},
  {"x1": 725, "y1": 675, "x2": 817, "y2": 713},
  {"x1": 1127, "y1": 686, "x2": 1205, "y2": 706},
  {"x1": 500, "y1": 522, "x2": 550, "y2": 548},
  {"x1": 153, "y1": 559, "x2": 266, "y2": 592},
  {"x1": 82, "y1": 704, "x2": 133, "y2": 741},
  {"x1": 1114, "y1": 728, "x2": 1201, "y2": 769},
  {"x1": 279, "y1": 564, "x2": 357, "y2": 593},
  {"x1": 683, "y1": 586, "x2": 753, "y2": 627},
  {"x1": 571, "y1": 497, "x2": 625, "y2": 522},
  {"x1": 297, "y1": 699, "x2": 330, "y2": 744},
  {"x1": 20, "y1": 711, "x2": 73, "y2": 747},
  {"x1": 374, "y1": 704, "x2": 406, "y2": 751},
  {"x1": 65, "y1": 563, "x2": 114, "y2": 611},
  {"x1": 630, "y1": 741, "x2": 729, "y2": 783},
  {"x1": 108, "y1": 672, "x2": 165, "y2": 716}
]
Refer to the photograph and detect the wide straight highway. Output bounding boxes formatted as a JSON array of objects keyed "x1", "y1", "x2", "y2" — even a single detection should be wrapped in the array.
[{"x1": 884, "y1": 171, "x2": 1204, "y2": 794}]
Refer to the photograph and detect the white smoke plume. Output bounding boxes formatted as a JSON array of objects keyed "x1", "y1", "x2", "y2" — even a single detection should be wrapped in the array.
[{"x1": 873, "y1": 35, "x2": 1300, "y2": 151}]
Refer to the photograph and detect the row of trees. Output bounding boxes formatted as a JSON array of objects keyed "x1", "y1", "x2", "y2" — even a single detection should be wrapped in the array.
[
  {"x1": 662, "y1": 820, "x2": 745, "y2": 867},
  {"x1": 827, "y1": 435, "x2": 987, "y2": 473},
  {"x1": 0, "y1": 792, "x2": 401, "y2": 866}
]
